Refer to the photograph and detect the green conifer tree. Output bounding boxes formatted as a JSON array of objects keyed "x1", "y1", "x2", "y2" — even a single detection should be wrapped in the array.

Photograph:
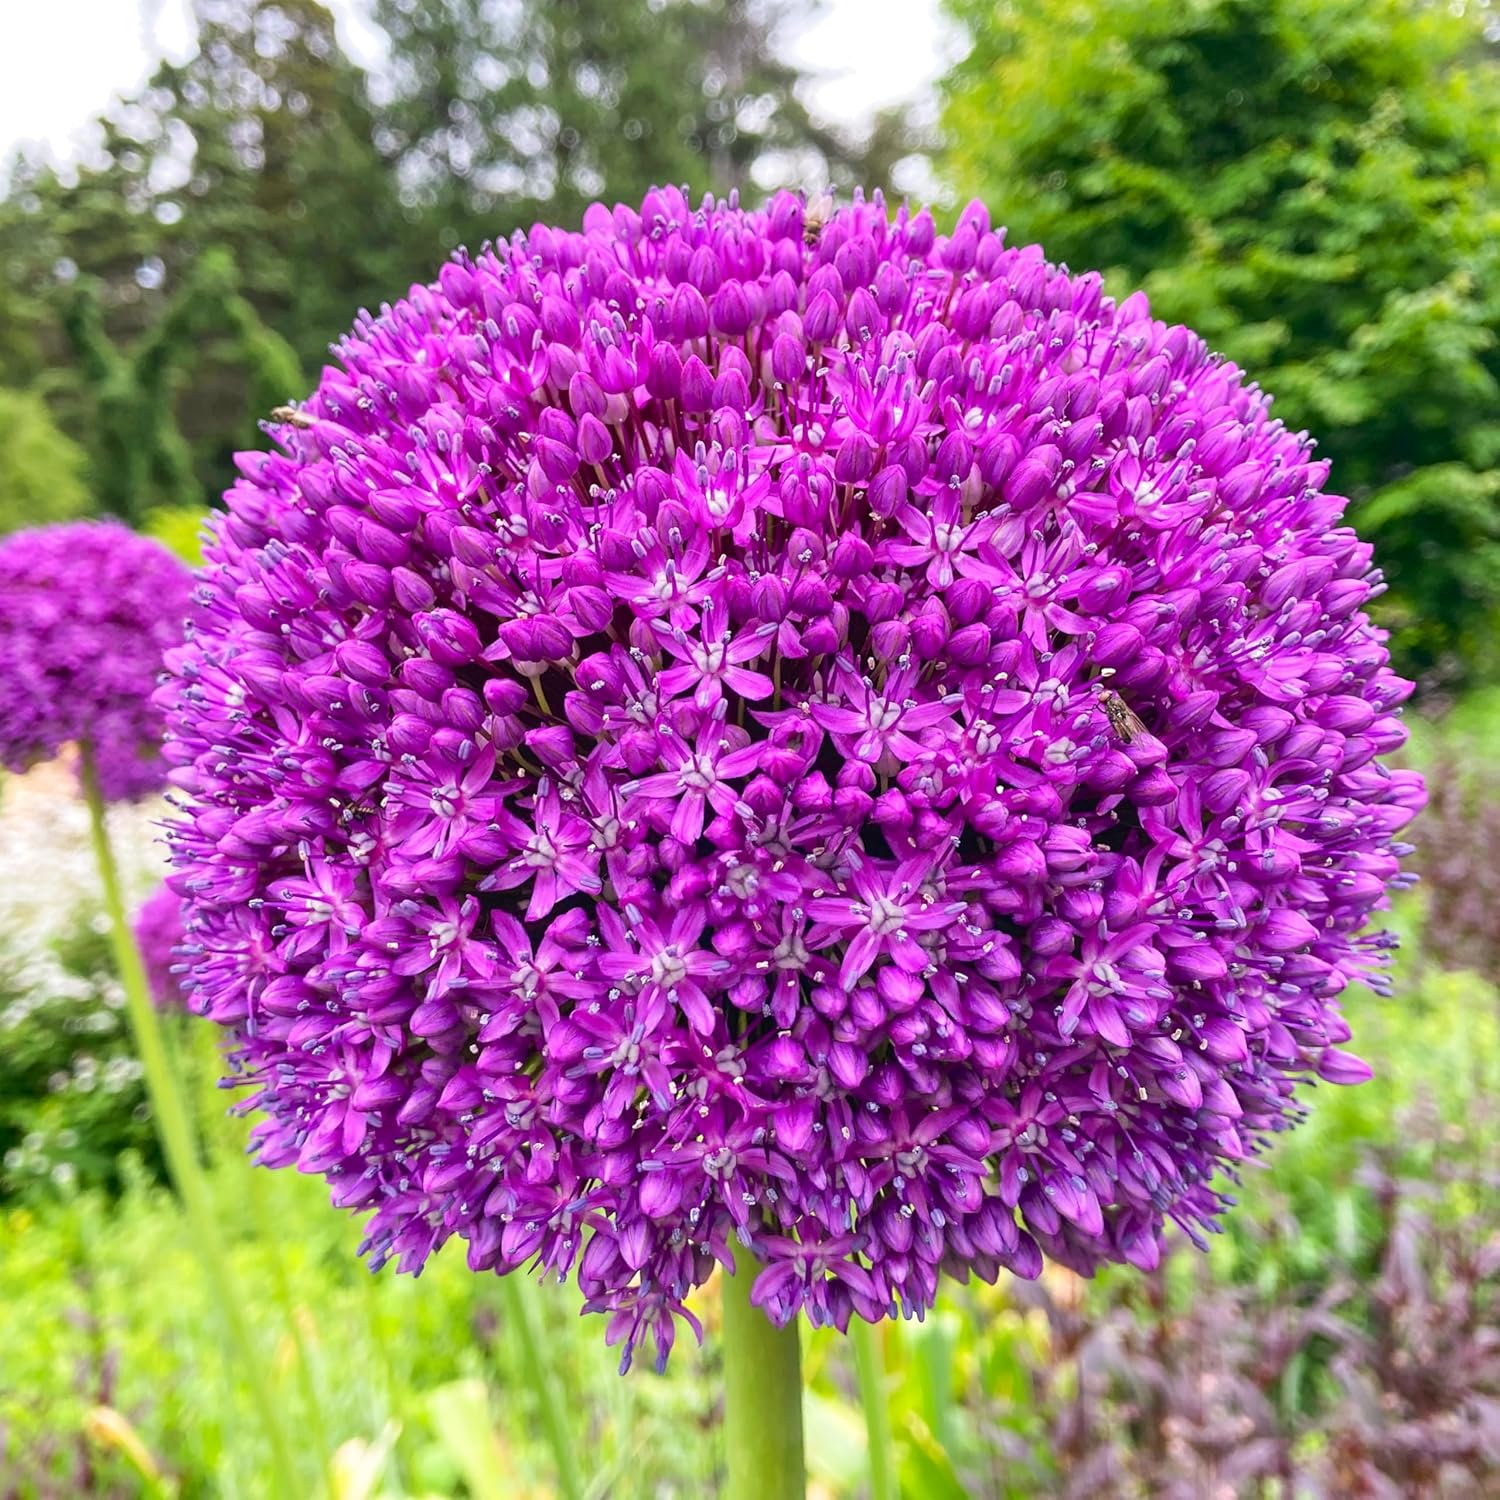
[
  {"x1": 61, "y1": 248, "x2": 302, "y2": 523},
  {"x1": 941, "y1": 0, "x2": 1500, "y2": 686}
]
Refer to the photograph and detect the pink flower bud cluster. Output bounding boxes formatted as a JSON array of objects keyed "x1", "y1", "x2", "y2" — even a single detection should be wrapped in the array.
[{"x1": 135, "y1": 884, "x2": 189, "y2": 1010}]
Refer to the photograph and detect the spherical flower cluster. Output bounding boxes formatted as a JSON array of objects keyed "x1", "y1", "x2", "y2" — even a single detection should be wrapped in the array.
[
  {"x1": 0, "y1": 520, "x2": 192, "y2": 801},
  {"x1": 135, "y1": 885, "x2": 188, "y2": 1011},
  {"x1": 160, "y1": 189, "x2": 1424, "y2": 1372}
]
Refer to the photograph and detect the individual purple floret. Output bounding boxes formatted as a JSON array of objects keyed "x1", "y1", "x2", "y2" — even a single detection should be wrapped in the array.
[
  {"x1": 135, "y1": 884, "x2": 189, "y2": 1011},
  {"x1": 158, "y1": 189, "x2": 1425, "y2": 1374},
  {"x1": 0, "y1": 520, "x2": 192, "y2": 801}
]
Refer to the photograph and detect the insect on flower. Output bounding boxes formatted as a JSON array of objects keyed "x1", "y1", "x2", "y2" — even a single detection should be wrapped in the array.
[
  {"x1": 1099, "y1": 687, "x2": 1149, "y2": 745},
  {"x1": 802, "y1": 189, "x2": 835, "y2": 248},
  {"x1": 269, "y1": 405, "x2": 314, "y2": 429}
]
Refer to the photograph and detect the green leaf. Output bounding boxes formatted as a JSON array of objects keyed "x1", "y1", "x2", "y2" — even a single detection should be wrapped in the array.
[
  {"x1": 424, "y1": 1380, "x2": 516, "y2": 1500},
  {"x1": 802, "y1": 1388, "x2": 870, "y2": 1493},
  {"x1": 897, "y1": 1410, "x2": 970, "y2": 1500}
]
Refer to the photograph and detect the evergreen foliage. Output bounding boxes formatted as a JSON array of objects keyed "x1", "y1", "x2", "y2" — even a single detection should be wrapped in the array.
[
  {"x1": 59, "y1": 248, "x2": 302, "y2": 523},
  {"x1": 371, "y1": 0, "x2": 888, "y2": 242},
  {"x1": 940, "y1": 0, "x2": 1500, "y2": 686},
  {"x1": 0, "y1": 389, "x2": 92, "y2": 535}
]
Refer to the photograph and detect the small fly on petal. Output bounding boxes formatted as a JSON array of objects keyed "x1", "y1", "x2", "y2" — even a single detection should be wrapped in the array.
[{"x1": 1099, "y1": 688, "x2": 1149, "y2": 745}]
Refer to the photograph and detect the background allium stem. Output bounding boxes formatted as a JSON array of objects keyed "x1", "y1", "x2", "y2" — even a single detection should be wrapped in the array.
[
  {"x1": 78, "y1": 743, "x2": 302, "y2": 1497},
  {"x1": 851, "y1": 1316, "x2": 898, "y2": 1500},
  {"x1": 721, "y1": 1259, "x2": 804, "y2": 1500}
]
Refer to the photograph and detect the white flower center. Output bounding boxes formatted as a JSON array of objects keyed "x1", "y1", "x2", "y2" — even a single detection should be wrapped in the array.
[{"x1": 650, "y1": 948, "x2": 688, "y2": 989}]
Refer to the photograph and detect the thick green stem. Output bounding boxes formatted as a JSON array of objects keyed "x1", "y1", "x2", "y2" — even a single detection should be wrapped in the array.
[
  {"x1": 498, "y1": 1274, "x2": 584, "y2": 1500},
  {"x1": 851, "y1": 1317, "x2": 899, "y2": 1500},
  {"x1": 721, "y1": 1258, "x2": 805, "y2": 1500},
  {"x1": 80, "y1": 747, "x2": 302, "y2": 1497}
]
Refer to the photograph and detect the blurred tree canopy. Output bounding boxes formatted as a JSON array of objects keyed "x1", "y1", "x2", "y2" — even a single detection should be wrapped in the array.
[
  {"x1": 0, "y1": 0, "x2": 407, "y2": 514},
  {"x1": 6, "y1": 0, "x2": 1496, "y2": 688},
  {"x1": 370, "y1": 0, "x2": 899, "y2": 242},
  {"x1": 1, "y1": 0, "x2": 413, "y2": 374},
  {"x1": 0, "y1": 0, "x2": 900, "y2": 521},
  {"x1": 940, "y1": 0, "x2": 1500, "y2": 688}
]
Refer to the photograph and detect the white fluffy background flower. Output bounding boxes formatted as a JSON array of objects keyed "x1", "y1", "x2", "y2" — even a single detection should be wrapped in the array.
[
  {"x1": 0, "y1": 761, "x2": 166, "y2": 954},
  {"x1": 0, "y1": 763, "x2": 169, "y2": 1185}
]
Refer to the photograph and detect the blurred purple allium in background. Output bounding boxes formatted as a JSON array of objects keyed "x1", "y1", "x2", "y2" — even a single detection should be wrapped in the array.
[
  {"x1": 135, "y1": 884, "x2": 189, "y2": 1011},
  {"x1": 0, "y1": 520, "x2": 192, "y2": 800},
  {"x1": 158, "y1": 189, "x2": 1425, "y2": 1372}
]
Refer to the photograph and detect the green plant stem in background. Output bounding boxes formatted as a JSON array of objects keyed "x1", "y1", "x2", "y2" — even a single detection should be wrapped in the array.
[
  {"x1": 721, "y1": 1258, "x2": 805, "y2": 1500},
  {"x1": 851, "y1": 1317, "x2": 898, "y2": 1500},
  {"x1": 79, "y1": 745, "x2": 302, "y2": 1498},
  {"x1": 185, "y1": 1017, "x2": 235, "y2": 1169},
  {"x1": 498, "y1": 1273, "x2": 585, "y2": 1500}
]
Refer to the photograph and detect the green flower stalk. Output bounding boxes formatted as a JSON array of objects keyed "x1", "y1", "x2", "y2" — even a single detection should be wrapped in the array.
[
  {"x1": 81, "y1": 745, "x2": 303, "y2": 1495},
  {"x1": 721, "y1": 1262, "x2": 805, "y2": 1500},
  {"x1": 498, "y1": 1274, "x2": 586, "y2": 1500}
]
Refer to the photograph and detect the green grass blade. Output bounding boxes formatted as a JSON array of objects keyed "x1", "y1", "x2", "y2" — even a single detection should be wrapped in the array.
[{"x1": 851, "y1": 1316, "x2": 899, "y2": 1500}]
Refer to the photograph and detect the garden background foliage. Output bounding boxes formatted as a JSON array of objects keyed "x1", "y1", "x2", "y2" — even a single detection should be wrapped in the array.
[{"x1": 941, "y1": 0, "x2": 1500, "y2": 690}]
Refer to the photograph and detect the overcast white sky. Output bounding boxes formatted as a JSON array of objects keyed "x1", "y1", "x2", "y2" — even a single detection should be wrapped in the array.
[{"x1": 0, "y1": 0, "x2": 958, "y2": 171}]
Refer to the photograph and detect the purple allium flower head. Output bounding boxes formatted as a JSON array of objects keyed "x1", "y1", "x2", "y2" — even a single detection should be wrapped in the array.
[
  {"x1": 158, "y1": 189, "x2": 1425, "y2": 1373},
  {"x1": 0, "y1": 520, "x2": 192, "y2": 801},
  {"x1": 135, "y1": 884, "x2": 189, "y2": 1010}
]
